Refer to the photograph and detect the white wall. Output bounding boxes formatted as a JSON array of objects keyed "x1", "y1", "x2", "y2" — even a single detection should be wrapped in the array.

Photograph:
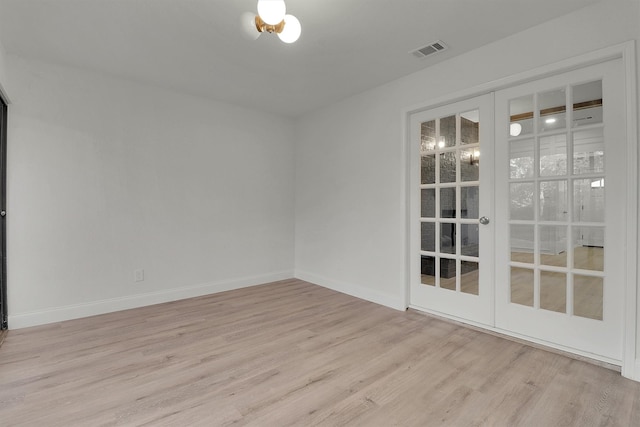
[
  {"x1": 295, "y1": 0, "x2": 640, "y2": 318},
  {"x1": 0, "y1": 37, "x2": 8, "y2": 100},
  {"x1": 7, "y1": 56, "x2": 295, "y2": 327}
]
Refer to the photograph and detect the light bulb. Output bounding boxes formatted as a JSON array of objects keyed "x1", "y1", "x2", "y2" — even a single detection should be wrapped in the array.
[
  {"x1": 510, "y1": 122, "x2": 522, "y2": 137},
  {"x1": 277, "y1": 14, "x2": 301, "y2": 43},
  {"x1": 257, "y1": 0, "x2": 286, "y2": 25}
]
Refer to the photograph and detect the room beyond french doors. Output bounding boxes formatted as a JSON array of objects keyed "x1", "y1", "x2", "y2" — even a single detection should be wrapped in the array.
[{"x1": 410, "y1": 58, "x2": 627, "y2": 364}]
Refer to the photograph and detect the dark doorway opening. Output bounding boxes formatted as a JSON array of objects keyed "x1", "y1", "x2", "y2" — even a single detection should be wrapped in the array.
[{"x1": 0, "y1": 95, "x2": 6, "y2": 330}]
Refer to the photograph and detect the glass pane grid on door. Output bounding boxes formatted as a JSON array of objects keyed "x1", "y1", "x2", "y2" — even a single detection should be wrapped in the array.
[
  {"x1": 508, "y1": 81, "x2": 605, "y2": 321},
  {"x1": 420, "y1": 110, "x2": 481, "y2": 296}
]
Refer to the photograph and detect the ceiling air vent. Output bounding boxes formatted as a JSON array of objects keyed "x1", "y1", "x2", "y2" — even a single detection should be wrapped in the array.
[{"x1": 410, "y1": 40, "x2": 448, "y2": 59}]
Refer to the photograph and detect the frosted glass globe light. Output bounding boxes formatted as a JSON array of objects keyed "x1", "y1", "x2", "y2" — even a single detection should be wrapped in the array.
[
  {"x1": 257, "y1": 0, "x2": 286, "y2": 25},
  {"x1": 510, "y1": 122, "x2": 522, "y2": 136},
  {"x1": 277, "y1": 15, "x2": 301, "y2": 43},
  {"x1": 240, "y1": 11, "x2": 261, "y2": 40}
]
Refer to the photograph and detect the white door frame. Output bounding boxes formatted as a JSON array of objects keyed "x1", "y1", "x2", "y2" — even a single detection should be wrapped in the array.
[{"x1": 402, "y1": 41, "x2": 638, "y2": 380}]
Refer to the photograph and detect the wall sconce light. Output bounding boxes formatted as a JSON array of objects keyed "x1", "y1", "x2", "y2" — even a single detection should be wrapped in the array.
[{"x1": 246, "y1": 0, "x2": 302, "y2": 44}]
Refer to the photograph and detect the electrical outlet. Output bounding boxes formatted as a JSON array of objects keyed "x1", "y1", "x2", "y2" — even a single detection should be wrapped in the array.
[{"x1": 134, "y1": 269, "x2": 144, "y2": 282}]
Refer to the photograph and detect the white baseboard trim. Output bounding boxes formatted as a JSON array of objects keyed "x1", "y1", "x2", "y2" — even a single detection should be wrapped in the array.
[
  {"x1": 8, "y1": 270, "x2": 294, "y2": 329},
  {"x1": 625, "y1": 359, "x2": 640, "y2": 382},
  {"x1": 295, "y1": 270, "x2": 406, "y2": 311}
]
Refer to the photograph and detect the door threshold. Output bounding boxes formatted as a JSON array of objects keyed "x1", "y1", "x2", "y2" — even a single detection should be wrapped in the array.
[{"x1": 408, "y1": 307, "x2": 621, "y2": 373}]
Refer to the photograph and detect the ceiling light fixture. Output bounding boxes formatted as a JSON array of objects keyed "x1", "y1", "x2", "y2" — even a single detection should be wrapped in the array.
[
  {"x1": 510, "y1": 123, "x2": 522, "y2": 137},
  {"x1": 250, "y1": 0, "x2": 302, "y2": 44}
]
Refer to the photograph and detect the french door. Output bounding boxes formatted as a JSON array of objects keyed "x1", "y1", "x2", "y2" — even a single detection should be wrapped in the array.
[
  {"x1": 410, "y1": 58, "x2": 627, "y2": 363},
  {"x1": 494, "y1": 60, "x2": 625, "y2": 362},
  {"x1": 409, "y1": 94, "x2": 494, "y2": 326}
]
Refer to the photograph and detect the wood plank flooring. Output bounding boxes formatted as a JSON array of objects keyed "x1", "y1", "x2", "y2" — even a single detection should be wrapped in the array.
[{"x1": 1, "y1": 279, "x2": 640, "y2": 426}]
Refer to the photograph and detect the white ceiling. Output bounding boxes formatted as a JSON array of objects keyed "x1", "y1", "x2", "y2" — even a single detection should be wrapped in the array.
[{"x1": 0, "y1": 0, "x2": 602, "y2": 117}]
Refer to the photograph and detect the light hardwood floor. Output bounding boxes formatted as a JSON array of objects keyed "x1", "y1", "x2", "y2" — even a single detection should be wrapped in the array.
[{"x1": 1, "y1": 279, "x2": 639, "y2": 426}]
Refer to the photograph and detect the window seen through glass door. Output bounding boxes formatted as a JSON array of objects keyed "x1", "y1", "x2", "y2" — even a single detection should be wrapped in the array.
[{"x1": 508, "y1": 80, "x2": 605, "y2": 320}]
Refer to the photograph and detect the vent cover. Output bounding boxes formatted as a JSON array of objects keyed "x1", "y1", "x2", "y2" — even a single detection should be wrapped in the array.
[{"x1": 410, "y1": 40, "x2": 447, "y2": 58}]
